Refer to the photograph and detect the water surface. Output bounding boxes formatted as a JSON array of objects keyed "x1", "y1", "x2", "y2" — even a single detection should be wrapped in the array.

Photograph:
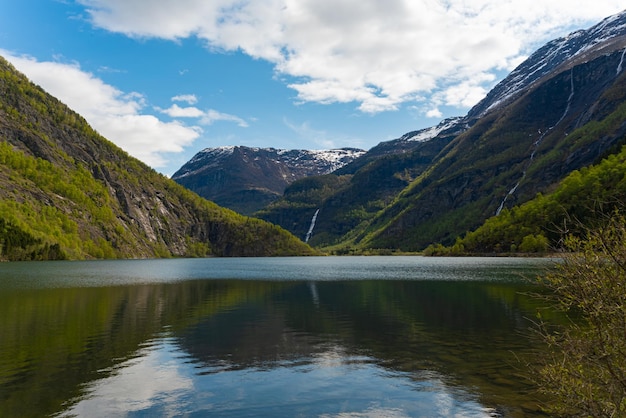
[{"x1": 0, "y1": 256, "x2": 556, "y2": 417}]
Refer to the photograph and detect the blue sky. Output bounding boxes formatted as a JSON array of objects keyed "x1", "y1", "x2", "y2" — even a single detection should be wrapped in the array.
[{"x1": 1, "y1": 1, "x2": 625, "y2": 176}]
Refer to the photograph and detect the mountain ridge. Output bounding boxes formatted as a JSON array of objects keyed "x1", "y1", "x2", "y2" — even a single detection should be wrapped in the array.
[
  {"x1": 468, "y1": 10, "x2": 626, "y2": 119},
  {"x1": 172, "y1": 145, "x2": 365, "y2": 215},
  {"x1": 0, "y1": 56, "x2": 316, "y2": 260},
  {"x1": 251, "y1": 9, "x2": 626, "y2": 252}
]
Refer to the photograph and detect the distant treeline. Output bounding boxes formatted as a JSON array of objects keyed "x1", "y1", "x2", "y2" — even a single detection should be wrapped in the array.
[{"x1": 0, "y1": 218, "x2": 65, "y2": 261}]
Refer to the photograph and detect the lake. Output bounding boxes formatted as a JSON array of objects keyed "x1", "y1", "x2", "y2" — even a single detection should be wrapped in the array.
[{"x1": 0, "y1": 256, "x2": 557, "y2": 417}]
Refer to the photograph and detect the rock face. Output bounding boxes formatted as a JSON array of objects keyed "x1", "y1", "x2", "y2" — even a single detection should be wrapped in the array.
[
  {"x1": 256, "y1": 10, "x2": 626, "y2": 251},
  {"x1": 0, "y1": 56, "x2": 315, "y2": 259},
  {"x1": 172, "y1": 146, "x2": 365, "y2": 215}
]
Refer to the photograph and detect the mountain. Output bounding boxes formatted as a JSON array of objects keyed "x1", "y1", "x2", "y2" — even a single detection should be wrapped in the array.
[
  {"x1": 172, "y1": 146, "x2": 365, "y2": 215},
  {"x1": 467, "y1": 11, "x2": 626, "y2": 119},
  {"x1": 336, "y1": 117, "x2": 468, "y2": 174},
  {"x1": 0, "y1": 57, "x2": 316, "y2": 260},
  {"x1": 257, "y1": 10, "x2": 626, "y2": 252},
  {"x1": 256, "y1": 127, "x2": 462, "y2": 245},
  {"x1": 424, "y1": 143, "x2": 626, "y2": 255}
]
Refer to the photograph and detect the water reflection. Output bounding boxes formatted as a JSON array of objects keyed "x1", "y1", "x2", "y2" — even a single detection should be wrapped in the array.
[
  {"x1": 60, "y1": 335, "x2": 193, "y2": 417},
  {"x1": 62, "y1": 339, "x2": 496, "y2": 418},
  {"x1": 0, "y1": 258, "x2": 555, "y2": 417}
]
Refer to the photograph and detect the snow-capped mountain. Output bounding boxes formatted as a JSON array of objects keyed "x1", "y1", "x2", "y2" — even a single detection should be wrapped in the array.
[
  {"x1": 399, "y1": 117, "x2": 467, "y2": 143},
  {"x1": 335, "y1": 117, "x2": 468, "y2": 175},
  {"x1": 172, "y1": 146, "x2": 365, "y2": 215},
  {"x1": 468, "y1": 10, "x2": 626, "y2": 119},
  {"x1": 259, "y1": 9, "x2": 626, "y2": 250},
  {"x1": 174, "y1": 146, "x2": 364, "y2": 179}
]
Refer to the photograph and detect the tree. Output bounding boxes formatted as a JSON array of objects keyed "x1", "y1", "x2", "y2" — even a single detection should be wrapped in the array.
[{"x1": 535, "y1": 213, "x2": 626, "y2": 416}]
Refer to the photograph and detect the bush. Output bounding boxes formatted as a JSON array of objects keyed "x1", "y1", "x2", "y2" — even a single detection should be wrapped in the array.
[
  {"x1": 535, "y1": 214, "x2": 626, "y2": 416},
  {"x1": 518, "y1": 233, "x2": 549, "y2": 253}
]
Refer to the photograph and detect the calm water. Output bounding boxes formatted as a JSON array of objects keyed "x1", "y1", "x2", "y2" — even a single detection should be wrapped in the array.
[{"x1": 0, "y1": 256, "x2": 557, "y2": 417}]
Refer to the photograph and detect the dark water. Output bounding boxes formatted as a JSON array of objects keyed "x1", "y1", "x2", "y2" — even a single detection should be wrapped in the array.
[{"x1": 0, "y1": 256, "x2": 557, "y2": 417}]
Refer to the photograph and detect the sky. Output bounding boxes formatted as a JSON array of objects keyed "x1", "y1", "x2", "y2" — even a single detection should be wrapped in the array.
[{"x1": 1, "y1": 1, "x2": 625, "y2": 176}]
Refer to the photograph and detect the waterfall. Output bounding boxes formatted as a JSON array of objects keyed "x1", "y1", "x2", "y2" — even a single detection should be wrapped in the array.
[
  {"x1": 305, "y1": 209, "x2": 320, "y2": 243},
  {"x1": 617, "y1": 48, "x2": 626, "y2": 75},
  {"x1": 496, "y1": 68, "x2": 575, "y2": 216}
]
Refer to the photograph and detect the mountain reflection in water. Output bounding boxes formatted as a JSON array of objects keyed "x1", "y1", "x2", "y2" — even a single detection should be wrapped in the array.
[{"x1": 0, "y1": 257, "x2": 555, "y2": 417}]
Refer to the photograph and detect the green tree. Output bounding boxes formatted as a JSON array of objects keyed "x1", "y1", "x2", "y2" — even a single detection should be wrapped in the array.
[
  {"x1": 536, "y1": 213, "x2": 626, "y2": 416},
  {"x1": 518, "y1": 233, "x2": 549, "y2": 253}
]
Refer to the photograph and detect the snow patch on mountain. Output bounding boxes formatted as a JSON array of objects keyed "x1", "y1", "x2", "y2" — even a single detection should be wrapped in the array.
[
  {"x1": 470, "y1": 10, "x2": 626, "y2": 118},
  {"x1": 172, "y1": 146, "x2": 365, "y2": 180},
  {"x1": 401, "y1": 117, "x2": 466, "y2": 143},
  {"x1": 187, "y1": 146, "x2": 234, "y2": 165}
]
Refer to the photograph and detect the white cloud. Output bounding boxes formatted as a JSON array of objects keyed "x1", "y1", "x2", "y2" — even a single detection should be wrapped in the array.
[
  {"x1": 159, "y1": 104, "x2": 249, "y2": 127},
  {"x1": 77, "y1": 0, "x2": 626, "y2": 115},
  {"x1": 425, "y1": 108, "x2": 443, "y2": 119},
  {"x1": 160, "y1": 96, "x2": 249, "y2": 127},
  {"x1": 201, "y1": 110, "x2": 249, "y2": 127},
  {"x1": 159, "y1": 104, "x2": 205, "y2": 118},
  {"x1": 172, "y1": 94, "x2": 198, "y2": 104},
  {"x1": 2, "y1": 51, "x2": 202, "y2": 168}
]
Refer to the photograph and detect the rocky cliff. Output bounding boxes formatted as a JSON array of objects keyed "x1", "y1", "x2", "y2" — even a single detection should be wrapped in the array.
[{"x1": 0, "y1": 57, "x2": 315, "y2": 259}]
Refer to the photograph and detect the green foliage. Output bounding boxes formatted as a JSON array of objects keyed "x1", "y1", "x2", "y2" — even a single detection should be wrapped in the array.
[
  {"x1": 518, "y1": 234, "x2": 549, "y2": 253},
  {"x1": 0, "y1": 55, "x2": 314, "y2": 259},
  {"x1": 535, "y1": 214, "x2": 626, "y2": 416},
  {"x1": 0, "y1": 217, "x2": 66, "y2": 260},
  {"x1": 0, "y1": 141, "x2": 120, "y2": 259},
  {"x1": 429, "y1": 144, "x2": 626, "y2": 254}
]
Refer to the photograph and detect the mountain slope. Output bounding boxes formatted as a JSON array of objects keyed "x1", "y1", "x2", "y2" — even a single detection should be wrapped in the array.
[
  {"x1": 257, "y1": 131, "x2": 457, "y2": 245},
  {"x1": 361, "y1": 50, "x2": 626, "y2": 250},
  {"x1": 172, "y1": 146, "x2": 365, "y2": 215},
  {"x1": 467, "y1": 11, "x2": 626, "y2": 119},
  {"x1": 425, "y1": 143, "x2": 626, "y2": 255},
  {"x1": 257, "y1": 10, "x2": 626, "y2": 252},
  {"x1": 0, "y1": 57, "x2": 315, "y2": 260}
]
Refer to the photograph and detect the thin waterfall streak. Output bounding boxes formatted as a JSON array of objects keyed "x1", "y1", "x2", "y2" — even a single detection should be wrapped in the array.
[
  {"x1": 618, "y1": 48, "x2": 626, "y2": 75},
  {"x1": 553, "y1": 69, "x2": 575, "y2": 127},
  {"x1": 495, "y1": 181, "x2": 520, "y2": 216},
  {"x1": 496, "y1": 69, "x2": 574, "y2": 216},
  {"x1": 305, "y1": 209, "x2": 320, "y2": 243},
  {"x1": 496, "y1": 201, "x2": 505, "y2": 216}
]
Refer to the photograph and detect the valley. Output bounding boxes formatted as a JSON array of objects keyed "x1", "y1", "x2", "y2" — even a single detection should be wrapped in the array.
[{"x1": 173, "y1": 10, "x2": 626, "y2": 254}]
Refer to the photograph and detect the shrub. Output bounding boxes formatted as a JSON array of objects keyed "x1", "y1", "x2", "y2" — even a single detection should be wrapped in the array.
[{"x1": 535, "y1": 214, "x2": 626, "y2": 416}]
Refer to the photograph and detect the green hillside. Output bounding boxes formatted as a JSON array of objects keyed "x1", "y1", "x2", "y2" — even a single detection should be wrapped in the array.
[
  {"x1": 354, "y1": 53, "x2": 626, "y2": 252},
  {"x1": 257, "y1": 134, "x2": 454, "y2": 248},
  {"x1": 257, "y1": 47, "x2": 626, "y2": 254},
  {"x1": 0, "y1": 56, "x2": 316, "y2": 260},
  {"x1": 425, "y1": 143, "x2": 626, "y2": 255}
]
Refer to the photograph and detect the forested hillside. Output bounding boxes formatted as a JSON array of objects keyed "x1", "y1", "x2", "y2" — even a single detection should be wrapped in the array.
[
  {"x1": 425, "y1": 143, "x2": 626, "y2": 255},
  {"x1": 0, "y1": 57, "x2": 316, "y2": 260}
]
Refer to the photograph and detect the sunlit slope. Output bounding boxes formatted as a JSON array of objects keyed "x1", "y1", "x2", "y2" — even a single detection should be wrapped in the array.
[
  {"x1": 259, "y1": 40, "x2": 626, "y2": 253},
  {"x1": 357, "y1": 52, "x2": 626, "y2": 251},
  {"x1": 0, "y1": 56, "x2": 315, "y2": 259},
  {"x1": 426, "y1": 142, "x2": 626, "y2": 254}
]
